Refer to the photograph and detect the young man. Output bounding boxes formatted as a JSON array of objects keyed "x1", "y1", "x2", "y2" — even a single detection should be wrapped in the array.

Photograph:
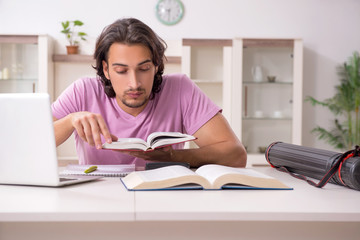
[{"x1": 52, "y1": 18, "x2": 247, "y2": 168}]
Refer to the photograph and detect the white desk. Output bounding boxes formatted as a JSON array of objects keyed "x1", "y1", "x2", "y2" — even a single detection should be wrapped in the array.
[
  {"x1": 0, "y1": 177, "x2": 134, "y2": 222},
  {"x1": 1, "y1": 167, "x2": 360, "y2": 240}
]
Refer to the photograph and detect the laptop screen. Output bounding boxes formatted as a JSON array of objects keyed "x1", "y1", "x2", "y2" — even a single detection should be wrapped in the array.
[{"x1": 0, "y1": 93, "x2": 60, "y2": 185}]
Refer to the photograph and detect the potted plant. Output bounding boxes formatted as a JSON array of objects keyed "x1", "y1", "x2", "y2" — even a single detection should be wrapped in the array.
[
  {"x1": 61, "y1": 20, "x2": 87, "y2": 54},
  {"x1": 306, "y1": 52, "x2": 360, "y2": 151}
]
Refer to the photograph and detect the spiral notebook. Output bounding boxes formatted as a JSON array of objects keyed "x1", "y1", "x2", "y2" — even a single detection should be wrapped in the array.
[{"x1": 61, "y1": 164, "x2": 135, "y2": 177}]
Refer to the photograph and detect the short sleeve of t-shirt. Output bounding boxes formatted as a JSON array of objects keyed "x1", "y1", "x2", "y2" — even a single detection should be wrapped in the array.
[
  {"x1": 52, "y1": 78, "x2": 88, "y2": 119},
  {"x1": 172, "y1": 74, "x2": 221, "y2": 134}
]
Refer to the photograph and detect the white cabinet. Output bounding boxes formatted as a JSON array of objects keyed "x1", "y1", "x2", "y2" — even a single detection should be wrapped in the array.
[
  {"x1": 181, "y1": 39, "x2": 233, "y2": 122},
  {"x1": 233, "y1": 38, "x2": 303, "y2": 166},
  {"x1": 181, "y1": 38, "x2": 303, "y2": 166},
  {"x1": 0, "y1": 35, "x2": 54, "y2": 99}
]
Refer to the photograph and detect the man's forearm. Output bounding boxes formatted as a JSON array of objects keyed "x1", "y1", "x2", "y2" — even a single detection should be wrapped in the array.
[
  {"x1": 172, "y1": 141, "x2": 247, "y2": 168},
  {"x1": 53, "y1": 114, "x2": 74, "y2": 147}
]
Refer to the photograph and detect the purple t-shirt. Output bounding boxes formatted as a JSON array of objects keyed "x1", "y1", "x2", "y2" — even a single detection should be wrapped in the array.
[{"x1": 52, "y1": 73, "x2": 221, "y2": 166}]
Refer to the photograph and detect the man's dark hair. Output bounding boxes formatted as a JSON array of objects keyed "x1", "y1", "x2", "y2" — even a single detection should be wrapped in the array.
[{"x1": 93, "y1": 18, "x2": 167, "y2": 98}]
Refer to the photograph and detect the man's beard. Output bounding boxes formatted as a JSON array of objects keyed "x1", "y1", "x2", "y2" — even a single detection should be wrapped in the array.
[
  {"x1": 121, "y1": 88, "x2": 149, "y2": 108},
  {"x1": 121, "y1": 97, "x2": 149, "y2": 108}
]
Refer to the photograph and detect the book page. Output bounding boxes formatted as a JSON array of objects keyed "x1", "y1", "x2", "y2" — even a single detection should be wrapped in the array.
[
  {"x1": 102, "y1": 138, "x2": 149, "y2": 150},
  {"x1": 195, "y1": 164, "x2": 273, "y2": 188},
  {"x1": 102, "y1": 132, "x2": 195, "y2": 151},
  {"x1": 147, "y1": 132, "x2": 196, "y2": 149},
  {"x1": 140, "y1": 165, "x2": 196, "y2": 181},
  {"x1": 122, "y1": 165, "x2": 211, "y2": 190},
  {"x1": 147, "y1": 132, "x2": 185, "y2": 144}
]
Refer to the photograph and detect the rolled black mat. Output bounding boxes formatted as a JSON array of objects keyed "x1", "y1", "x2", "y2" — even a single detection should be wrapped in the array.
[{"x1": 265, "y1": 142, "x2": 360, "y2": 191}]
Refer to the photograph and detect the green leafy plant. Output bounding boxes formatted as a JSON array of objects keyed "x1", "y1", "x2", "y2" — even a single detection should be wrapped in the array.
[
  {"x1": 61, "y1": 20, "x2": 87, "y2": 46},
  {"x1": 306, "y1": 52, "x2": 360, "y2": 150}
]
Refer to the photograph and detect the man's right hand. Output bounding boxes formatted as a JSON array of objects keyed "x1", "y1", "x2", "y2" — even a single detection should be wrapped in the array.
[{"x1": 70, "y1": 111, "x2": 117, "y2": 149}]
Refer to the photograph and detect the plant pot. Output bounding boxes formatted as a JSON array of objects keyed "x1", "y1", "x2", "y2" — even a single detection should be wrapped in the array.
[{"x1": 66, "y1": 45, "x2": 79, "y2": 54}]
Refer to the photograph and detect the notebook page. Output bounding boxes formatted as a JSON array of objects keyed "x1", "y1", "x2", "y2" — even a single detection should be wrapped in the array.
[{"x1": 61, "y1": 164, "x2": 135, "y2": 177}]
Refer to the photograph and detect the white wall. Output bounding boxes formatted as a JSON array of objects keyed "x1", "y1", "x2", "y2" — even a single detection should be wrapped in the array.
[{"x1": 1, "y1": 0, "x2": 360, "y2": 151}]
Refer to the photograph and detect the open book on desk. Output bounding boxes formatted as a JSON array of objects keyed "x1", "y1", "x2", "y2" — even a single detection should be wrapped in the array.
[
  {"x1": 61, "y1": 164, "x2": 135, "y2": 177},
  {"x1": 121, "y1": 164, "x2": 292, "y2": 191},
  {"x1": 102, "y1": 132, "x2": 196, "y2": 151}
]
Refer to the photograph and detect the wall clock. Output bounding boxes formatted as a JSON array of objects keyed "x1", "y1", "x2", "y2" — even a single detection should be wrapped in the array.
[{"x1": 155, "y1": 0, "x2": 184, "y2": 25}]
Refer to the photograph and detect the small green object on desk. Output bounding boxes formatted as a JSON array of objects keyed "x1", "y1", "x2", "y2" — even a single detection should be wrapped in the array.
[{"x1": 84, "y1": 165, "x2": 98, "y2": 174}]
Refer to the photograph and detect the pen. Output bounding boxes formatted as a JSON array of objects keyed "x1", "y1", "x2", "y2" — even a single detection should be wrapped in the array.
[{"x1": 84, "y1": 165, "x2": 98, "y2": 174}]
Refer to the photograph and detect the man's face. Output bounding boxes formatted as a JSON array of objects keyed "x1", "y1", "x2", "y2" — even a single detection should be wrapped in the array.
[{"x1": 103, "y1": 43, "x2": 156, "y2": 116}]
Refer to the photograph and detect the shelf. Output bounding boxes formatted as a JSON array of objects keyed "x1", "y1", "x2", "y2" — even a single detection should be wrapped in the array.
[
  {"x1": 165, "y1": 56, "x2": 181, "y2": 64},
  {"x1": 242, "y1": 117, "x2": 292, "y2": 120},
  {"x1": 243, "y1": 39, "x2": 294, "y2": 48},
  {"x1": 243, "y1": 81, "x2": 293, "y2": 85},
  {"x1": 0, "y1": 78, "x2": 37, "y2": 82},
  {"x1": 193, "y1": 79, "x2": 222, "y2": 84},
  {"x1": 53, "y1": 54, "x2": 182, "y2": 64},
  {"x1": 52, "y1": 54, "x2": 94, "y2": 63},
  {"x1": 183, "y1": 38, "x2": 233, "y2": 47},
  {"x1": 0, "y1": 35, "x2": 38, "y2": 44}
]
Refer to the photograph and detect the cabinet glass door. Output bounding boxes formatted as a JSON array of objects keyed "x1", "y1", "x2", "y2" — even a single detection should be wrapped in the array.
[
  {"x1": 0, "y1": 40, "x2": 38, "y2": 93},
  {"x1": 242, "y1": 42, "x2": 295, "y2": 154}
]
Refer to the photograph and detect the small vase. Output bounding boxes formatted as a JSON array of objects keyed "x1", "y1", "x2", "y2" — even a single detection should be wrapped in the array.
[
  {"x1": 251, "y1": 65, "x2": 263, "y2": 82},
  {"x1": 66, "y1": 45, "x2": 79, "y2": 54}
]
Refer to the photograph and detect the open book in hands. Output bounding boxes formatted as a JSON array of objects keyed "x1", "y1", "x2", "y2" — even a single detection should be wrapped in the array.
[
  {"x1": 121, "y1": 164, "x2": 292, "y2": 190},
  {"x1": 102, "y1": 132, "x2": 196, "y2": 151}
]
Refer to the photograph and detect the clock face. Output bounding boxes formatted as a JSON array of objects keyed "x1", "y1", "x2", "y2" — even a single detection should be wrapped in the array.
[{"x1": 156, "y1": 0, "x2": 184, "y2": 25}]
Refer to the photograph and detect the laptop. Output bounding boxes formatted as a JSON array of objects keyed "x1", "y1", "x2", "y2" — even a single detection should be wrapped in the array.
[{"x1": 0, "y1": 93, "x2": 102, "y2": 187}]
